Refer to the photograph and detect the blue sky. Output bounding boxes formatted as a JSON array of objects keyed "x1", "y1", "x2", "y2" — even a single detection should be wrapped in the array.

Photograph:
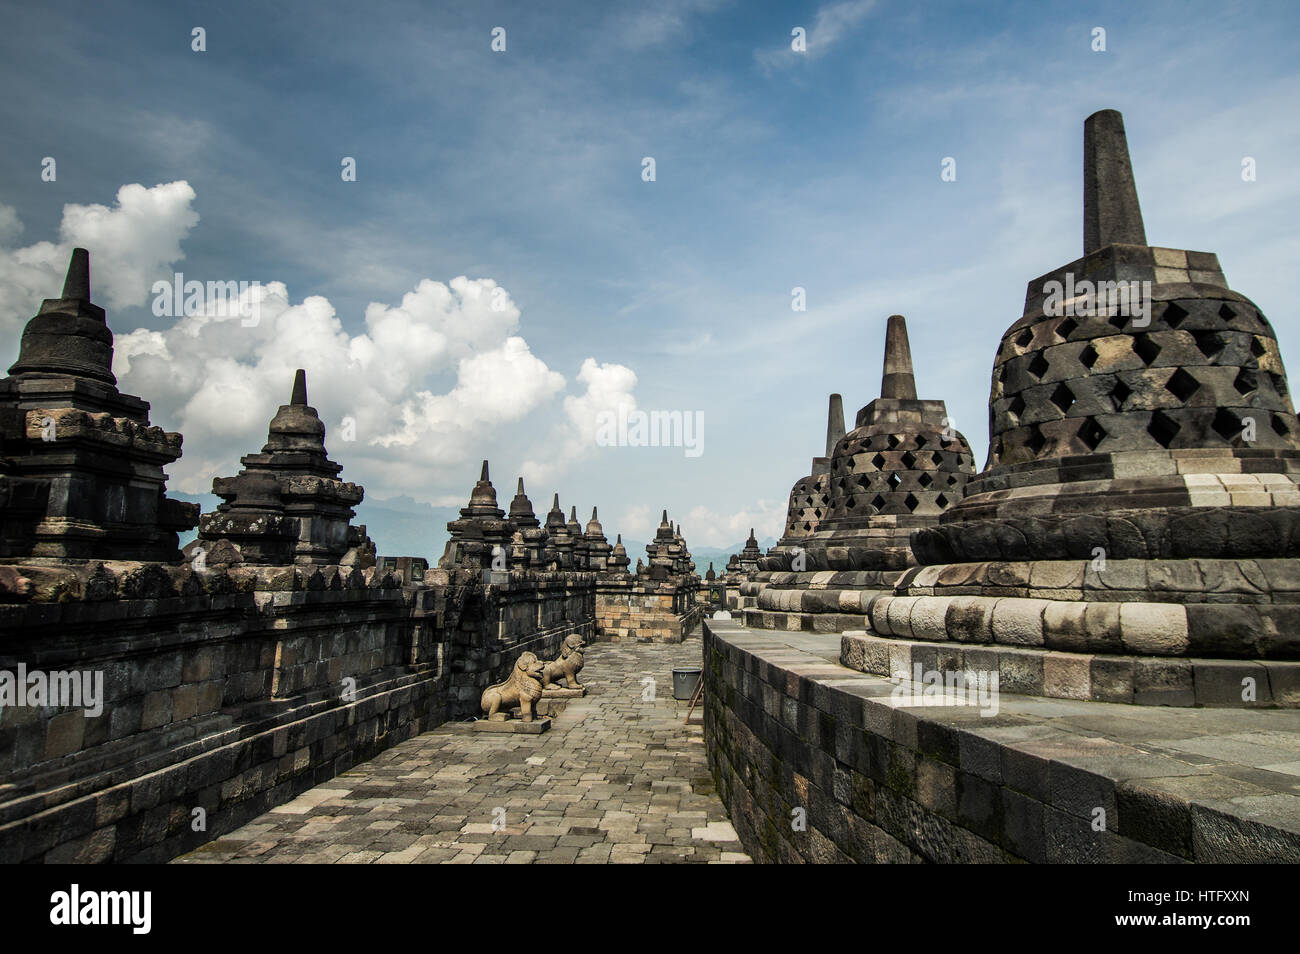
[{"x1": 1, "y1": 0, "x2": 1298, "y2": 555}]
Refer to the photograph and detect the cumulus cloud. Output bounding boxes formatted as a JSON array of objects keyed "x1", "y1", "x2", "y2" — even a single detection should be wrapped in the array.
[
  {"x1": 521, "y1": 356, "x2": 638, "y2": 484},
  {"x1": 115, "y1": 276, "x2": 573, "y2": 496},
  {"x1": 0, "y1": 182, "x2": 639, "y2": 507},
  {"x1": 0, "y1": 181, "x2": 199, "y2": 364}
]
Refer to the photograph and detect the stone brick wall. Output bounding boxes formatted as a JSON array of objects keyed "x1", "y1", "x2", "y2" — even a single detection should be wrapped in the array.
[
  {"x1": 594, "y1": 578, "x2": 701, "y2": 643},
  {"x1": 440, "y1": 572, "x2": 595, "y2": 718},
  {"x1": 702, "y1": 620, "x2": 1300, "y2": 863},
  {"x1": 0, "y1": 566, "x2": 596, "y2": 862}
]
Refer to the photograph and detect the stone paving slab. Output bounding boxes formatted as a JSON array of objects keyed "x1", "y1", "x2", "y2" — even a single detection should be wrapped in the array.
[{"x1": 173, "y1": 640, "x2": 750, "y2": 864}]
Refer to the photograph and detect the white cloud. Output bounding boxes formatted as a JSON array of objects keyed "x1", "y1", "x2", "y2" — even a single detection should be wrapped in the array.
[
  {"x1": 682, "y1": 499, "x2": 787, "y2": 549},
  {"x1": 115, "y1": 276, "x2": 571, "y2": 496},
  {"x1": 0, "y1": 182, "x2": 640, "y2": 507},
  {"x1": 0, "y1": 182, "x2": 199, "y2": 361},
  {"x1": 755, "y1": 0, "x2": 877, "y2": 71},
  {"x1": 522, "y1": 357, "x2": 638, "y2": 484}
]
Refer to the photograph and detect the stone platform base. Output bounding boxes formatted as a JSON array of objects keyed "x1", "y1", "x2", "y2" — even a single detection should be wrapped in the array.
[
  {"x1": 744, "y1": 607, "x2": 869, "y2": 633},
  {"x1": 473, "y1": 716, "x2": 551, "y2": 734},
  {"x1": 840, "y1": 631, "x2": 1300, "y2": 708},
  {"x1": 703, "y1": 619, "x2": 1300, "y2": 863}
]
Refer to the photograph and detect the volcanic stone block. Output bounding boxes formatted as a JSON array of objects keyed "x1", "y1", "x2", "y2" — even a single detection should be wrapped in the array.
[{"x1": 1118, "y1": 602, "x2": 1189, "y2": 655}]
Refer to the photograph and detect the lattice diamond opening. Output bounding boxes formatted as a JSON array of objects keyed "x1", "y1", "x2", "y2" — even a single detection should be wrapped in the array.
[
  {"x1": 1078, "y1": 417, "x2": 1106, "y2": 451},
  {"x1": 1192, "y1": 330, "x2": 1225, "y2": 359},
  {"x1": 1165, "y1": 368, "x2": 1200, "y2": 403},
  {"x1": 1133, "y1": 334, "x2": 1161, "y2": 366},
  {"x1": 1148, "y1": 410, "x2": 1180, "y2": 448},
  {"x1": 1050, "y1": 383, "x2": 1076, "y2": 414},
  {"x1": 1163, "y1": 302, "x2": 1189, "y2": 328},
  {"x1": 1212, "y1": 408, "x2": 1242, "y2": 442},
  {"x1": 1110, "y1": 379, "x2": 1132, "y2": 411}
]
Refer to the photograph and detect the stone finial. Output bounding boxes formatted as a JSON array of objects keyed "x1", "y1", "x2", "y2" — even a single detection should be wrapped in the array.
[
  {"x1": 518, "y1": 478, "x2": 526, "y2": 494},
  {"x1": 1083, "y1": 109, "x2": 1147, "y2": 254},
  {"x1": 62, "y1": 247, "x2": 91, "y2": 300},
  {"x1": 880, "y1": 315, "x2": 917, "y2": 401},
  {"x1": 480, "y1": 460, "x2": 490, "y2": 482},
  {"x1": 825, "y1": 393, "x2": 845, "y2": 456},
  {"x1": 7, "y1": 247, "x2": 116, "y2": 385},
  {"x1": 290, "y1": 368, "x2": 308, "y2": 406}
]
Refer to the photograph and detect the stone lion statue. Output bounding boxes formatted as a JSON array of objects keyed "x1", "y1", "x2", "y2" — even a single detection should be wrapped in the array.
[
  {"x1": 481, "y1": 652, "x2": 545, "y2": 722},
  {"x1": 541, "y1": 634, "x2": 586, "y2": 690}
]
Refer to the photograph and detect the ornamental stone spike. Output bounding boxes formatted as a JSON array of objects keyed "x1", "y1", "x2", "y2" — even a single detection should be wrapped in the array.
[
  {"x1": 1083, "y1": 108, "x2": 1147, "y2": 254},
  {"x1": 62, "y1": 247, "x2": 91, "y2": 300},
  {"x1": 825, "y1": 393, "x2": 845, "y2": 457},
  {"x1": 480, "y1": 459, "x2": 490, "y2": 482},
  {"x1": 290, "y1": 368, "x2": 307, "y2": 406},
  {"x1": 880, "y1": 315, "x2": 917, "y2": 401}
]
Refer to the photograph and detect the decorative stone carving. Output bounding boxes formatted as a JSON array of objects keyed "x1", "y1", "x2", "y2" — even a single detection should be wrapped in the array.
[
  {"x1": 0, "y1": 249, "x2": 198, "y2": 561},
  {"x1": 439, "y1": 460, "x2": 512, "y2": 570},
  {"x1": 195, "y1": 370, "x2": 364, "y2": 565},
  {"x1": 541, "y1": 633, "x2": 586, "y2": 691},
  {"x1": 480, "y1": 651, "x2": 545, "y2": 721},
  {"x1": 871, "y1": 109, "x2": 1300, "y2": 678}
]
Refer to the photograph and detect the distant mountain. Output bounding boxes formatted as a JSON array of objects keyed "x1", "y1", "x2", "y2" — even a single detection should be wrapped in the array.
[{"x1": 688, "y1": 536, "x2": 779, "y2": 568}]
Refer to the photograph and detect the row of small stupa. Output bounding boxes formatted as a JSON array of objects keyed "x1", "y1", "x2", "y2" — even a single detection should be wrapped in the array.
[
  {"x1": 435, "y1": 460, "x2": 694, "y2": 577},
  {"x1": 747, "y1": 109, "x2": 1300, "y2": 680},
  {"x1": 0, "y1": 255, "x2": 696, "y2": 579}
]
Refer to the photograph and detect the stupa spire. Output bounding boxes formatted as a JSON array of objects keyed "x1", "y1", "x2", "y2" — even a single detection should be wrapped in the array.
[
  {"x1": 290, "y1": 368, "x2": 307, "y2": 406},
  {"x1": 825, "y1": 393, "x2": 845, "y2": 456},
  {"x1": 880, "y1": 315, "x2": 917, "y2": 400},
  {"x1": 62, "y1": 247, "x2": 90, "y2": 300},
  {"x1": 1083, "y1": 109, "x2": 1147, "y2": 254}
]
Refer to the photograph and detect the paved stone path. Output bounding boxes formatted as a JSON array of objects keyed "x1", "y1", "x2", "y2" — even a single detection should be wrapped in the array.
[{"x1": 175, "y1": 639, "x2": 749, "y2": 864}]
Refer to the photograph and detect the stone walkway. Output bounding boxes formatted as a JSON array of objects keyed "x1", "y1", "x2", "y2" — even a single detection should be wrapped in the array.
[{"x1": 174, "y1": 639, "x2": 750, "y2": 864}]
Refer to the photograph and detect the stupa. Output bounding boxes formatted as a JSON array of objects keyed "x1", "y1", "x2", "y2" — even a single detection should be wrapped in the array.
[
  {"x1": 0, "y1": 248, "x2": 197, "y2": 561},
  {"x1": 742, "y1": 317, "x2": 975, "y2": 630},
  {"x1": 854, "y1": 110, "x2": 1300, "y2": 706},
  {"x1": 438, "y1": 460, "x2": 512, "y2": 570},
  {"x1": 197, "y1": 369, "x2": 366, "y2": 565}
]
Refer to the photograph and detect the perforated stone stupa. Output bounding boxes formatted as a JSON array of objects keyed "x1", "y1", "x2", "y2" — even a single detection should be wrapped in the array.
[
  {"x1": 852, "y1": 109, "x2": 1300, "y2": 706},
  {"x1": 740, "y1": 316, "x2": 974, "y2": 631}
]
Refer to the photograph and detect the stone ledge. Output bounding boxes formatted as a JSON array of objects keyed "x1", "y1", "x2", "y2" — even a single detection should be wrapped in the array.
[
  {"x1": 703, "y1": 619, "x2": 1300, "y2": 863},
  {"x1": 840, "y1": 632, "x2": 1300, "y2": 707}
]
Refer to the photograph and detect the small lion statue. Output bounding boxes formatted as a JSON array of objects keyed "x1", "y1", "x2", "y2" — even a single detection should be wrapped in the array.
[
  {"x1": 541, "y1": 634, "x2": 586, "y2": 690},
  {"x1": 481, "y1": 652, "x2": 545, "y2": 722}
]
